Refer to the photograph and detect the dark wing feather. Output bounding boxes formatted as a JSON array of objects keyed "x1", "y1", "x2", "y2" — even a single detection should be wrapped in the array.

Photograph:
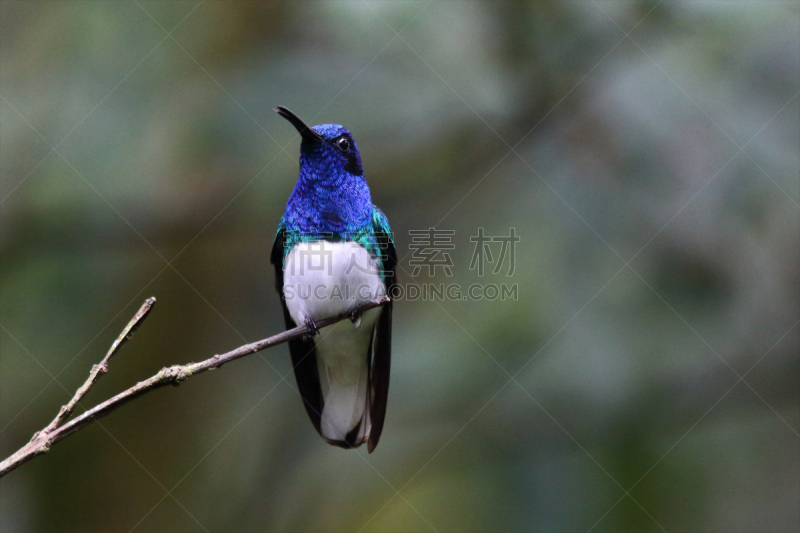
[
  {"x1": 271, "y1": 224, "x2": 323, "y2": 437},
  {"x1": 368, "y1": 208, "x2": 397, "y2": 453}
]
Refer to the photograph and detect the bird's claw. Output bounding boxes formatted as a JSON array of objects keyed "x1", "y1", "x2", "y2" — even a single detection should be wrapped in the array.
[
  {"x1": 348, "y1": 308, "x2": 363, "y2": 328},
  {"x1": 303, "y1": 315, "x2": 319, "y2": 336}
]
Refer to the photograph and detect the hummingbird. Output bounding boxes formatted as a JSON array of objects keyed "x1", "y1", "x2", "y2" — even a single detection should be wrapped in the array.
[{"x1": 271, "y1": 106, "x2": 396, "y2": 452}]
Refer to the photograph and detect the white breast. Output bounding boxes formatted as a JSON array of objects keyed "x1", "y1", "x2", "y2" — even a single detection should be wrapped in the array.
[{"x1": 283, "y1": 240, "x2": 385, "y2": 326}]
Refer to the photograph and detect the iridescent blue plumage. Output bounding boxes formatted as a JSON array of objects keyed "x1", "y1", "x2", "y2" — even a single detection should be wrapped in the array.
[
  {"x1": 271, "y1": 106, "x2": 395, "y2": 453},
  {"x1": 283, "y1": 123, "x2": 372, "y2": 237}
]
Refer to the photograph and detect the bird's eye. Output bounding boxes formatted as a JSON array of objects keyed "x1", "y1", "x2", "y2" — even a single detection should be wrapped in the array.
[{"x1": 337, "y1": 138, "x2": 350, "y2": 152}]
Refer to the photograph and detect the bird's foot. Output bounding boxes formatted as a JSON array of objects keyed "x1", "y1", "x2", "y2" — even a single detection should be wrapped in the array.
[
  {"x1": 303, "y1": 315, "x2": 319, "y2": 336},
  {"x1": 348, "y1": 308, "x2": 362, "y2": 328}
]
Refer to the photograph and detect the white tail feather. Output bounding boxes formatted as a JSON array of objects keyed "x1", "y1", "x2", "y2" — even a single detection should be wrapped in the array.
[{"x1": 320, "y1": 360, "x2": 369, "y2": 442}]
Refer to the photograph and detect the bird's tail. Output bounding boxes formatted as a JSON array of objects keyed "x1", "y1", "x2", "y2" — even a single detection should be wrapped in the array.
[{"x1": 319, "y1": 358, "x2": 371, "y2": 446}]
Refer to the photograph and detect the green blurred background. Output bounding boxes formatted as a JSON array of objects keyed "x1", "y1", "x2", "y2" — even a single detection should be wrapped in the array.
[{"x1": 1, "y1": 1, "x2": 798, "y2": 531}]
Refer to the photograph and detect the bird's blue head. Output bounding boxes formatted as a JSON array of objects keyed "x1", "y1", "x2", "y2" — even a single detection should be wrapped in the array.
[{"x1": 276, "y1": 106, "x2": 372, "y2": 236}]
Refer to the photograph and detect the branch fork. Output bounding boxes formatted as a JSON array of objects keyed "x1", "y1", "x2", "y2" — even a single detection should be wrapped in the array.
[{"x1": 0, "y1": 295, "x2": 390, "y2": 477}]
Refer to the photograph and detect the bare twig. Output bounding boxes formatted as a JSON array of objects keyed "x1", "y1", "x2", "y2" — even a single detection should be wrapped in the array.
[
  {"x1": 40, "y1": 297, "x2": 156, "y2": 435},
  {"x1": 0, "y1": 296, "x2": 390, "y2": 478}
]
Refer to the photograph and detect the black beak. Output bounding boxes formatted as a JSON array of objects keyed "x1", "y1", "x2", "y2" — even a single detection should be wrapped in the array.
[{"x1": 275, "y1": 106, "x2": 323, "y2": 142}]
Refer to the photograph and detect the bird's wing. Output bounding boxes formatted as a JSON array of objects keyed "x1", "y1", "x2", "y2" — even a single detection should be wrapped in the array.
[
  {"x1": 271, "y1": 221, "x2": 324, "y2": 437},
  {"x1": 368, "y1": 206, "x2": 397, "y2": 452}
]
